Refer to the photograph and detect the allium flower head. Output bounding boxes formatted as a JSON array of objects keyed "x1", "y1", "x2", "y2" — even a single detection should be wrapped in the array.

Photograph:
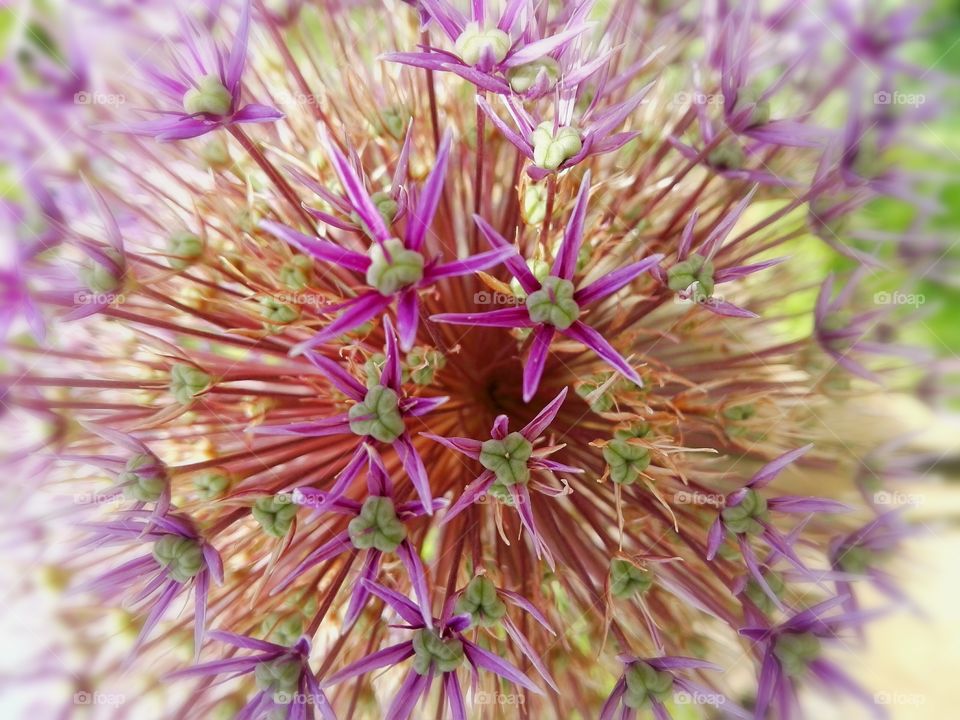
[{"x1": 0, "y1": 1, "x2": 944, "y2": 718}]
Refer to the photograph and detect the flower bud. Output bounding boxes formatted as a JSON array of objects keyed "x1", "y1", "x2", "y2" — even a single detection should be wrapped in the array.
[
  {"x1": 532, "y1": 122, "x2": 582, "y2": 171},
  {"x1": 183, "y1": 74, "x2": 233, "y2": 117}
]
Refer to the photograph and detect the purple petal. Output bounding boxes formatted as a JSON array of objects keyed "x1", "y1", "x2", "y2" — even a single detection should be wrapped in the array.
[
  {"x1": 462, "y1": 640, "x2": 543, "y2": 694},
  {"x1": 406, "y1": 131, "x2": 452, "y2": 251},
  {"x1": 562, "y1": 321, "x2": 642, "y2": 385},
  {"x1": 259, "y1": 220, "x2": 370, "y2": 273},
  {"x1": 522, "y1": 325, "x2": 555, "y2": 402},
  {"x1": 444, "y1": 672, "x2": 467, "y2": 720},
  {"x1": 431, "y1": 307, "x2": 535, "y2": 328},
  {"x1": 292, "y1": 293, "x2": 392, "y2": 355},
  {"x1": 520, "y1": 387, "x2": 567, "y2": 440},
  {"x1": 380, "y1": 316, "x2": 404, "y2": 390},
  {"x1": 393, "y1": 433, "x2": 433, "y2": 513},
  {"x1": 419, "y1": 433, "x2": 483, "y2": 458},
  {"x1": 362, "y1": 579, "x2": 426, "y2": 627},
  {"x1": 749, "y1": 444, "x2": 814, "y2": 488},
  {"x1": 424, "y1": 246, "x2": 518, "y2": 282},
  {"x1": 232, "y1": 103, "x2": 284, "y2": 124},
  {"x1": 440, "y1": 470, "x2": 495, "y2": 525},
  {"x1": 552, "y1": 171, "x2": 591, "y2": 280},
  {"x1": 575, "y1": 254, "x2": 664, "y2": 306},
  {"x1": 396, "y1": 289, "x2": 420, "y2": 352},
  {"x1": 323, "y1": 641, "x2": 416, "y2": 687},
  {"x1": 320, "y1": 129, "x2": 391, "y2": 244},
  {"x1": 397, "y1": 541, "x2": 432, "y2": 627},
  {"x1": 304, "y1": 351, "x2": 367, "y2": 401}
]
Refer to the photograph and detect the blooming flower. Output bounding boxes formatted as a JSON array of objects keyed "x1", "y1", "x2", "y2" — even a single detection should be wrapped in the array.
[
  {"x1": 706, "y1": 444, "x2": 851, "y2": 606},
  {"x1": 262, "y1": 129, "x2": 515, "y2": 353},
  {"x1": 171, "y1": 632, "x2": 336, "y2": 720},
  {"x1": 423, "y1": 387, "x2": 579, "y2": 563},
  {"x1": 80, "y1": 511, "x2": 222, "y2": 656},
  {"x1": 323, "y1": 579, "x2": 543, "y2": 719},
  {"x1": 432, "y1": 172, "x2": 663, "y2": 400},
  {"x1": 103, "y1": 1, "x2": 282, "y2": 141},
  {"x1": 255, "y1": 317, "x2": 446, "y2": 512}
]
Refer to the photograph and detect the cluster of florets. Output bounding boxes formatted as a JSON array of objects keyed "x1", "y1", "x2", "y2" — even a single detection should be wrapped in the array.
[{"x1": 0, "y1": 1, "x2": 940, "y2": 719}]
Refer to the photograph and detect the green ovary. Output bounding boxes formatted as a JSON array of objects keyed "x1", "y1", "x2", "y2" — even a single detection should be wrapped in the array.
[
  {"x1": 603, "y1": 437, "x2": 651, "y2": 485},
  {"x1": 252, "y1": 495, "x2": 299, "y2": 538},
  {"x1": 254, "y1": 657, "x2": 302, "y2": 703},
  {"x1": 667, "y1": 253, "x2": 715, "y2": 300},
  {"x1": 531, "y1": 122, "x2": 582, "y2": 171},
  {"x1": 119, "y1": 453, "x2": 166, "y2": 502},
  {"x1": 365, "y1": 239, "x2": 424, "y2": 296},
  {"x1": 610, "y1": 558, "x2": 653, "y2": 598},
  {"x1": 183, "y1": 74, "x2": 233, "y2": 116},
  {"x1": 170, "y1": 363, "x2": 212, "y2": 405},
  {"x1": 152, "y1": 534, "x2": 204, "y2": 584},
  {"x1": 721, "y1": 489, "x2": 768, "y2": 535},
  {"x1": 525, "y1": 276, "x2": 580, "y2": 330},
  {"x1": 623, "y1": 662, "x2": 674, "y2": 709},
  {"x1": 773, "y1": 633, "x2": 821, "y2": 676},
  {"x1": 166, "y1": 231, "x2": 204, "y2": 270},
  {"x1": 454, "y1": 576, "x2": 506, "y2": 627},
  {"x1": 479, "y1": 431, "x2": 533, "y2": 486},
  {"x1": 412, "y1": 628, "x2": 465, "y2": 675},
  {"x1": 348, "y1": 384, "x2": 405, "y2": 443},
  {"x1": 347, "y1": 496, "x2": 407, "y2": 552},
  {"x1": 454, "y1": 23, "x2": 511, "y2": 66}
]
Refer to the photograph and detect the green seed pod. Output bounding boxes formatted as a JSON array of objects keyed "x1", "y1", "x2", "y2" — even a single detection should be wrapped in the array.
[
  {"x1": 254, "y1": 657, "x2": 302, "y2": 703},
  {"x1": 152, "y1": 534, "x2": 204, "y2": 583},
  {"x1": 531, "y1": 122, "x2": 583, "y2": 171},
  {"x1": 667, "y1": 253, "x2": 715, "y2": 300},
  {"x1": 454, "y1": 576, "x2": 507, "y2": 627},
  {"x1": 170, "y1": 363, "x2": 212, "y2": 405},
  {"x1": 166, "y1": 231, "x2": 204, "y2": 270},
  {"x1": 610, "y1": 558, "x2": 653, "y2": 598},
  {"x1": 603, "y1": 438, "x2": 651, "y2": 485},
  {"x1": 454, "y1": 23, "x2": 511, "y2": 66},
  {"x1": 721, "y1": 489, "x2": 768, "y2": 535},
  {"x1": 370, "y1": 191, "x2": 399, "y2": 225},
  {"x1": 259, "y1": 297, "x2": 300, "y2": 325},
  {"x1": 365, "y1": 239, "x2": 424, "y2": 296},
  {"x1": 201, "y1": 137, "x2": 231, "y2": 169},
  {"x1": 119, "y1": 453, "x2": 167, "y2": 502},
  {"x1": 525, "y1": 276, "x2": 580, "y2": 330},
  {"x1": 773, "y1": 633, "x2": 821, "y2": 677},
  {"x1": 279, "y1": 256, "x2": 313, "y2": 290},
  {"x1": 411, "y1": 628, "x2": 465, "y2": 675},
  {"x1": 252, "y1": 495, "x2": 299, "y2": 538},
  {"x1": 347, "y1": 496, "x2": 407, "y2": 552},
  {"x1": 79, "y1": 248, "x2": 124, "y2": 294},
  {"x1": 623, "y1": 661, "x2": 674, "y2": 709},
  {"x1": 348, "y1": 384, "x2": 405, "y2": 443},
  {"x1": 479, "y1": 431, "x2": 533, "y2": 486},
  {"x1": 406, "y1": 347, "x2": 445, "y2": 385},
  {"x1": 192, "y1": 469, "x2": 232, "y2": 499},
  {"x1": 507, "y1": 57, "x2": 560, "y2": 94},
  {"x1": 744, "y1": 571, "x2": 786, "y2": 614},
  {"x1": 183, "y1": 74, "x2": 233, "y2": 116}
]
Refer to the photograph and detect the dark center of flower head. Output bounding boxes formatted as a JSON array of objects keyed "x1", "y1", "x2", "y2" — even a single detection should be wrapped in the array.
[
  {"x1": 610, "y1": 558, "x2": 653, "y2": 598},
  {"x1": 365, "y1": 238, "x2": 424, "y2": 296},
  {"x1": 119, "y1": 453, "x2": 167, "y2": 503},
  {"x1": 254, "y1": 656, "x2": 302, "y2": 704},
  {"x1": 152, "y1": 534, "x2": 204, "y2": 584},
  {"x1": 454, "y1": 576, "x2": 506, "y2": 627},
  {"x1": 348, "y1": 384, "x2": 405, "y2": 443},
  {"x1": 525, "y1": 276, "x2": 581, "y2": 330},
  {"x1": 721, "y1": 488, "x2": 768, "y2": 535},
  {"x1": 347, "y1": 496, "x2": 406, "y2": 553},
  {"x1": 773, "y1": 633, "x2": 822, "y2": 677},
  {"x1": 623, "y1": 662, "x2": 674, "y2": 710},
  {"x1": 182, "y1": 74, "x2": 233, "y2": 117},
  {"x1": 412, "y1": 628, "x2": 465, "y2": 675},
  {"x1": 479, "y1": 431, "x2": 533, "y2": 486}
]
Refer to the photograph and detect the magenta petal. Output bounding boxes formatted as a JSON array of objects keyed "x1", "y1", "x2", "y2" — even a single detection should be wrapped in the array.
[
  {"x1": 293, "y1": 292, "x2": 392, "y2": 355},
  {"x1": 503, "y1": 616, "x2": 558, "y2": 692},
  {"x1": 424, "y1": 246, "x2": 518, "y2": 282},
  {"x1": 232, "y1": 103, "x2": 284, "y2": 123},
  {"x1": 503, "y1": 24, "x2": 592, "y2": 68},
  {"x1": 401, "y1": 396, "x2": 449, "y2": 417},
  {"x1": 393, "y1": 433, "x2": 433, "y2": 513},
  {"x1": 522, "y1": 325, "x2": 555, "y2": 402},
  {"x1": 304, "y1": 351, "x2": 367, "y2": 401},
  {"x1": 385, "y1": 668, "x2": 432, "y2": 720},
  {"x1": 397, "y1": 541, "x2": 432, "y2": 628},
  {"x1": 767, "y1": 496, "x2": 852, "y2": 514},
  {"x1": 701, "y1": 298, "x2": 759, "y2": 318},
  {"x1": 323, "y1": 641, "x2": 416, "y2": 687},
  {"x1": 472, "y1": 214, "x2": 540, "y2": 293},
  {"x1": 520, "y1": 387, "x2": 567, "y2": 440},
  {"x1": 444, "y1": 671, "x2": 467, "y2": 720},
  {"x1": 600, "y1": 677, "x2": 627, "y2": 720},
  {"x1": 441, "y1": 470, "x2": 495, "y2": 525},
  {"x1": 574, "y1": 254, "x2": 665, "y2": 306},
  {"x1": 396, "y1": 289, "x2": 420, "y2": 352},
  {"x1": 552, "y1": 171, "x2": 591, "y2": 280},
  {"x1": 260, "y1": 220, "x2": 369, "y2": 273},
  {"x1": 362, "y1": 579, "x2": 425, "y2": 627},
  {"x1": 706, "y1": 518, "x2": 725, "y2": 560},
  {"x1": 420, "y1": 434, "x2": 483, "y2": 457},
  {"x1": 320, "y1": 130, "x2": 391, "y2": 244},
  {"x1": 462, "y1": 639, "x2": 543, "y2": 694},
  {"x1": 272, "y1": 531, "x2": 352, "y2": 595},
  {"x1": 563, "y1": 321, "x2": 642, "y2": 386},
  {"x1": 380, "y1": 316, "x2": 404, "y2": 390},
  {"x1": 431, "y1": 307, "x2": 535, "y2": 328},
  {"x1": 406, "y1": 131, "x2": 452, "y2": 251},
  {"x1": 343, "y1": 550, "x2": 381, "y2": 628},
  {"x1": 749, "y1": 444, "x2": 814, "y2": 488}
]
